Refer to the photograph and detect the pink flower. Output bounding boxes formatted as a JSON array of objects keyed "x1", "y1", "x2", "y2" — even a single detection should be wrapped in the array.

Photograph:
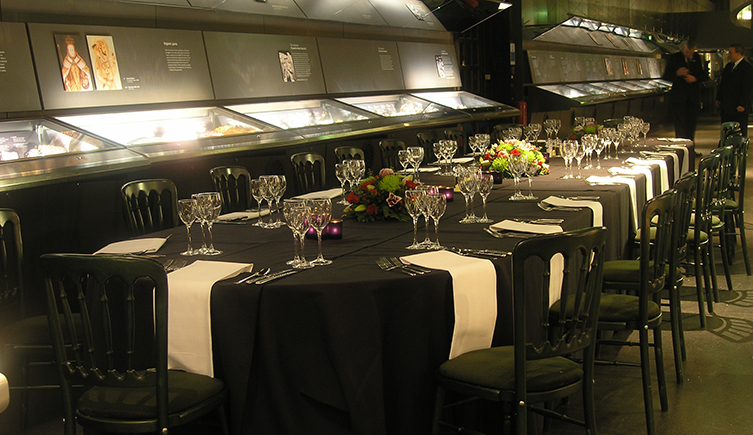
[
  {"x1": 379, "y1": 168, "x2": 395, "y2": 177},
  {"x1": 386, "y1": 192, "x2": 402, "y2": 207}
]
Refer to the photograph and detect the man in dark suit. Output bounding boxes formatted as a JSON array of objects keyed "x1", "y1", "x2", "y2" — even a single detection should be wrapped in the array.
[
  {"x1": 662, "y1": 41, "x2": 708, "y2": 141},
  {"x1": 715, "y1": 43, "x2": 753, "y2": 136}
]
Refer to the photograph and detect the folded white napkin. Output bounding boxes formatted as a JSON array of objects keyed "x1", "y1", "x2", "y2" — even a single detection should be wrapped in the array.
[
  {"x1": 655, "y1": 137, "x2": 691, "y2": 144},
  {"x1": 217, "y1": 209, "x2": 270, "y2": 221},
  {"x1": 586, "y1": 176, "x2": 639, "y2": 229},
  {"x1": 293, "y1": 188, "x2": 343, "y2": 200},
  {"x1": 491, "y1": 219, "x2": 563, "y2": 234},
  {"x1": 626, "y1": 157, "x2": 669, "y2": 193},
  {"x1": 94, "y1": 238, "x2": 168, "y2": 255},
  {"x1": 657, "y1": 145, "x2": 690, "y2": 175},
  {"x1": 541, "y1": 196, "x2": 603, "y2": 227},
  {"x1": 644, "y1": 151, "x2": 680, "y2": 182},
  {"x1": 609, "y1": 166, "x2": 654, "y2": 200},
  {"x1": 418, "y1": 166, "x2": 441, "y2": 173},
  {"x1": 401, "y1": 250, "x2": 497, "y2": 359},
  {"x1": 167, "y1": 260, "x2": 252, "y2": 377}
]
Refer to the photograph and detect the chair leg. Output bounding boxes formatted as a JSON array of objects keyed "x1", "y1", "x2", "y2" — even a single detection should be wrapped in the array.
[
  {"x1": 693, "y1": 249, "x2": 707, "y2": 328},
  {"x1": 653, "y1": 324, "x2": 669, "y2": 412},
  {"x1": 669, "y1": 287, "x2": 684, "y2": 384},
  {"x1": 736, "y1": 211, "x2": 751, "y2": 275},
  {"x1": 431, "y1": 387, "x2": 445, "y2": 435},
  {"x1": 717, "y1": 228, "x2": 734, "y2": 291},
  {"x1": 583, "y1": 348, "x2": 598, "y2": 435},
  {"x1": 639, "y1": 327, "x2": 656, "y2": 435},
  {"x1": 706, "y1": 242, "x2": 720, "y2": 305}
]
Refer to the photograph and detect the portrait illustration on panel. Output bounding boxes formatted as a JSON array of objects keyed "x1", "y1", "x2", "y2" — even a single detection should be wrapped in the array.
[
  {"x1": 279, "y1": 51, "x2": 296, "y2": 83},
  {"x1": 604, "y1": 58, "x2": 614, "y2": 76},
  {"x1": 55, "y1": 34, "x2": 93, "y2": 92},
  {"x1": 87, "y1": 35, "x2": 122, "y2": 90},
  {"x1": 436, "y1": 55, "x2": 446, "y2": 78},
  {"x1": 621, "y1": 58, "x2": 630, "y2": 76}
]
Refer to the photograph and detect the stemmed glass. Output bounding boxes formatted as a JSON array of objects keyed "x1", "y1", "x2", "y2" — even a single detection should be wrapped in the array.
[
  {"x1": 398, "y1": 150, "x2": 412, "y2": 174},
  {"x1": 250, "y1": 178, "x2": 265, "y2": 227},
  {"x1": 543, "y1": 119, "x2": 556, "y2": 140},
  {"x1": 523, "y1": 159, "x2": 539, "y2": 200},
  {"x1": 573, "y1": 141, "x2": 586, "y2": 179},
  {"x1": 612, "y1": 129, "x2": 623, "y2": 158},
  {"x1": 407, "y1": 147, "x2": 424, "y2": 183},
  {"x1": 559, "y1": 140, "x2": 576, "y2": 179},
  {"x1": 305, "y1": 198, "x2": 333, "y2": 266},
  {"x1": 404, "y1": 189, "x2": 425, "y2": 249},
  {"x1": 348, "y1": 159, "x2": 366, "y2": 189},
  {"x1": 600, "y1": 128, "x2": 615, "y2": 160},
  {"x1": 456, "y1": 167, "x2": 479, "y2": 222},
  {"x1": 476, "y1": 134, "x2": 490, "y2": 157},
  {"x1": 528, "y1": 124, "x2": 542, "y2": 143},
  {"x1": 335, "y1": 163, "x2": 350, "y2": 205},
  {"x1": 177, "y1": 199, "x2": 200, "y2": 256},
  {"x1": 283, "y1": 199, "x2": 314, "y2": 269},
  {"x1": 508, "y1": 126, "x2": 523, "y2": 141},
  {"x1": 508, "y1": 153, "x2": 527, "y2": 200},
  {"x1": 441, "y1": 140, "x2": 458, "y2": 175},
  {"x1": 417, "y1": 187, "x2": 434, "y2": 248},
  {"x1": 271, "y1": 175, "x2": 286, "y2": 228},
  {"x1": 195, "y1": 192, "x2": 222, "y2": 255},
  {"x1": 617, "y1": 123, "x2": 629, "y2": 154},
  {"x1": 582, "y1": 134, "x2": 597, "y2": 169},
  {"x1": 593, "y1": 135, "x2": 605, "y2": 169},
  {"x1": 640, "y1": 122, "x2": 650, "y2": 145},
  {"x1": 258, "y1": 175, "x2": 277, "y2": 229},
  {"x1": 427, "y1": 190, "x2": 446, "y2": 250},
  {"x1": 476, "y1": 173, "x2": 494, "y2": 223}
]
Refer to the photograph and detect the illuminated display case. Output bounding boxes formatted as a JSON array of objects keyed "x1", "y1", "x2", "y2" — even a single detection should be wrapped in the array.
[
  {"x1": 410, "y1": 91, "x2": 517, "y2": 118},
  {"x1": 56, "y1": 107, "x2": 299, "y2": 161},
  {"x1": 535, "y1": 79, "x2": 671, "y2": 105},
  {"x1": 0, "y1": 119, "x2": 147, "y2": 190},
  {"x1": 336, "y1": 94, "x2": 467, "y2": 121}
]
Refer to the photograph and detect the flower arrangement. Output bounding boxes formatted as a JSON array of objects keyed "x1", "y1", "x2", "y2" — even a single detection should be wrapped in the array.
[
  {"x1": 480, "y1": 139, "x2": 549, "y2": 178},
  {"x1": 569, "y1": 122, "x2": 603, "y2": 140},
  {"x1": 343, "y1": 168, "x2": 419, "y2": 222}
]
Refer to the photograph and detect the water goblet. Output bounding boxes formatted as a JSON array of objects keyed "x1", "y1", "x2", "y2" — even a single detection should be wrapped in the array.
[
  {"x1": 573, "y1": 141, "x2": 586, "y2": 179},
  {"x1": 476, "y1": 173, "x2": 494, "y2": 223},
  {"x1": 407, "y1": 147, "x2": 424, "y2": 183},
  {"x1": 523, "y1": 159, "x2": 539, "y2": 199},
  {"x1": 404, "y1": 189, "x2": 425, "y2": 249},
  {"x1": 427, "y1": 191, "x2": 446, "y2": 250},
  {"x1": 258, "y1": 175, "x2": 278, "y2": 229},
  {"x1": 640, "y1": 122, "x2": 650, "y2": 145},
  {"x1": 195, "y1": 192, "x2": 223, "y2": 255},
  {"x1": 397, "y1": 150, "x2": 412, "y2": 174},
  {"x1": 582, "y1": 134, "x2": 597, "y2": 169},
  {"x1": 443, "y1": 140, "x2": 458, "y2": 174},
  {"x1": 335, "y1": 163, "x2": 350, "y2": 205},
  {"x1": 351, "y1": 159, "x2": 366, "y2": 184},
  {"x1": 283, "y1": 199, "x2": 314, "y2": 269},
  {"x1": 508, "y1": 126, "x2": 523, "y2": 141},
  {"x1": 507, "y1": 153, "x2": 527, "y2": 199},
  {"x1": 552, "y1": 119, "x2": 561, "y2": 138},
  {"x1": 594, "y1": 135, "x2": 606, "y2": 169},
  {"x1": 417, "y1": 187, "x2": 434, "y2": 248},
  {"x1": 177, "y1": 198, "x2": 200, "y2": 256},
  {"x1": 271, "y1": 175, "x2": 286, "y2": 228},
  {"x1": 250, "y1": 178, "x2": 265, "y2": 227},
  {"x1": 616, "y1": 124, "x2": 629, "y2": 155},
  {"x1": 528, "y1": 124, "x2": 542, "y2": 143},
  {"x1": 543, "y1": 119, "x2": 556, "y2": 140},
  {"x1": 432, "y1": 143, "x2": 443, "y2": 171},
  {"x1": 559, "y1": 140, "x2": 576, "y2": 179},
  {"x1": 305, "y1": 198, "x2": 333, "y2": 265},
  {"x1": 457, "y1": 166, "x2": 480, "y2": 220}
]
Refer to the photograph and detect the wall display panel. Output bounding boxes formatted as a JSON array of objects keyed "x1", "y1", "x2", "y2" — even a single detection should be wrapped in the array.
[
  {"x1": 0, "y1": 22, "x2": 42, "y2": 112},
  {"x1": 318, "y1": 38, "x2": 404, "y2": 94},
  {"x1": 293, "y1": 0, "x2": 388, "y2": 26},
  {"x1": 215, "y1": 0, "x2": 306, "y2": 18},
  {"x1": 204, "y1": 32, "x2": 325, "y2": 100},
  {"x1": 528, "y1": 50, "x2": 656, "y2": 85},
  {"x1": 398, "y1": 41, "x2": 462, "y2": 89},
  {"x1": 29, "y1": 23, "x2": 213, "y2": 110}
]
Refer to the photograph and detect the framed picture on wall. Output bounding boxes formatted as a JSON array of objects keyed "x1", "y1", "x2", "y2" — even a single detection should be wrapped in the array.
[
  {"x1": 54, "y1": 33, "x2": 93, "y2": 92},
  {"x1": 86, "y1": 35, "x2": 122, "y2": 90}
]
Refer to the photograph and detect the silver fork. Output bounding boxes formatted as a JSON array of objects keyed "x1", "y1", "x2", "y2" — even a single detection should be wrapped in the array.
[
  {"x1": 390, "y1": 257, "x2": 430, "y2": 274},
  {"x1": 377, "y1": 257, "x2": 417, "y2": 276}
]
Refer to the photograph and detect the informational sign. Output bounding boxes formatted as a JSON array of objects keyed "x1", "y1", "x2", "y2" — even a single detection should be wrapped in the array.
[
  {"x1": 29, "y1": 23, "x2": 213, "y2": 110},
  {"x1": 398, "y1": 41, "x2": 462, "y2": 89},
  {"x1": 0, "y1": 22, "x2": 42, "y2": 112},
  {"x1": 203, "y1": 32, "x2": 326, "y2": 99},
  {"x1": 318, "y1": 38, "x2": 405, "y2": 93}
]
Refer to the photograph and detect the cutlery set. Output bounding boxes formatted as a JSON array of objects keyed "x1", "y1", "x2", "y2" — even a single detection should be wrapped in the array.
[
  {"x1": 511, "y1": 218, "x2": 564, "y2": 224},
  {"x1": 163, "y1": 259, "x2": 191, "y2": 272},
  {"x1": 376, "y1": 257, "x2": 432, "y2": 276},
  {"x1": 484, "y1": 227, "x2": 535, "y2": 239},
  {"x1": 233, "y1": 267, "x2": 299, "y2": 285},
  {"x1": 447, "y1": 246, "x2": 511, "y2": 258},
  {"x1": 537, "y1": 202, "x2": 583, "y2": 212}
]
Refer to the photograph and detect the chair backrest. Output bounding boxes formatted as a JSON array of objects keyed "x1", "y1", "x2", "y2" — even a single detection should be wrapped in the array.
[
  {"x1": 511, "y1": 227, "x2": 606, "y2": 412},
  {"x1": 444, "y1": 129, "x2": 465, "y2": 154},
  {"x1": 41, "y1": 254, "x2": 170, "y2": 430},
  {"x1": 720, "y1": 121, "x2": 741, "y2": 142},
  {"x1": 724, "y1": 135, "x2": 748, "y2": 205},
  {"x1": 694, "y1": 154, "x2": 721, "y2": 236},
  {"x1": 378, "y1": 139, "x2": 406, "y2": 170},
  {"x1": 121, "y1": 179, "x2": 179, "y2": 237},
  {"x1": 290, "y1": 152, "x2": 326, "y2": 195},
  {"x1": 416, "y1": 133, "x2": 434, "y2": 163},
  {"x1": 0, "y1": 209, "x2": 23, "y2": 310},
  {"x1": 334, "y1": 146, "x2": 364, "y2": 163},
  {"x1": 668, "y1": 172, "x2": 697, "y2": 283},
  {"x1": 638, "y1": 191, "x2": 676, "y2": 301},
  {"x1": 711, "y1": 145, "x2": 734, "y2": 215},
  {"x1": 210, "y1": 166, "x2": 252, "y2": 213}
]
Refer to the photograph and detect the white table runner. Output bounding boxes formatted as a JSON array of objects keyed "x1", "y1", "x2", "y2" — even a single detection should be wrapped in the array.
[
  {"x1": 609, "y1": 166, "x2": 654, "y2": 200},
  {"x1": 626, "y1": 157, "x2": 669, "y2": 193},
  {"x1": 586, "y1": 176, "x2": 639, "y2": 229},
  {"x1": 401, "y1": 250, "x2": 497, "y2": 359},
  {"x1": 540, "y1": 196, "x2": 603, "y2": 227},
  {"x1": 167, "y1": 260, "x2": 252, "y2": 377},
  {"x1": 657, "y1": 145, "x2": 690, "y2": 175}
]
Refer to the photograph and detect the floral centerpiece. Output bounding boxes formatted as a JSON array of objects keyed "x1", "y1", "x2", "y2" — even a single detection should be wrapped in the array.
[
  {"x1": 343, "y1": 168, "x2": 419, "y2": 222},
  {"x1": 480, "y1": 139, "x2": 549, "y2": 178},
  {"x1": 569, "y1": 122, "x2": 603, "y2": 140}
]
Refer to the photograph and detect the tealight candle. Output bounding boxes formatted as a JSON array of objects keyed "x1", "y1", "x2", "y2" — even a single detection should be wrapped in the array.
[
  {"x1": 438, "y1": 186, "x2": 454, "y2": 202},
  {"x1": 483, "y1": 171, "x2": 503, "y2": 184},
  {"x1": 327, "y1": 219, "x2": 343, "y2": 239}
]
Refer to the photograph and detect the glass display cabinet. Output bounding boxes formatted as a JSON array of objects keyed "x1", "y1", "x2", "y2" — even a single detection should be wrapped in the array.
[
  {"x1": 335, "y1": 94, "x2": 467, "y2": 121},
  {"x1": 411, "y1": 91, "x2": 518, "y2": 119}
]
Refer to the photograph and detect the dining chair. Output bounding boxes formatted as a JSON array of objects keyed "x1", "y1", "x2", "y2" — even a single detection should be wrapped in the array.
[
  {"x1": 290, "y1": 152, "x2": 326, "y2": 195},
  {"x1": 597, "y1": 191, "x2": 675, "y2": 435},
  {"x1": 491, "y1": 123, "x2": 517, "y2": 143},
  {"x1": 444, "y1": 128, "x2": 465, "y2": 155},
  {"x1": 719, "y1": 121, "x2": 740, "y2": 145},
  {"x1": 377, "y1": 139, "x2": 406, "y2": 170},
  {"x1": 432, "y1": 227, "x2": 607, "y2": 435},
  {"x1": 40, "y1": 253, "x2": 229, "y2": 435},
  {"x1": 720, "y1": 135, "x2": 750, "y2": 275},
  {"x1": 416, "y1": 133, "x2": 435, "y2": 163},
  {"x1": 709, "y1": 145, "x2": 735, "y2": 291},
  {"x1": 121, "y1": 179, "x2": 180, "y2": 237},
  {"x1": 333, "y1": 146, "x2": 364, "y2": 163},
  {"x1": 210, "y1": 165, "x2": 253, "y2": 213}
]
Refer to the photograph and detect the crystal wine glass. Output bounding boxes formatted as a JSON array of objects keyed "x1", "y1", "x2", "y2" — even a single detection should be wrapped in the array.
[
  {"x1": 258, "y1": 175, "x2": 277, "y2": 229},
  {"x1": 191, "y1": 192, "x2": 208, "y2": 253},
  {"x1": 507, "y1": 153, "x2": 527, "y2": 200},
  {"x1": 523, "y1": 158, "x2": 539, "y2": 200},
  {"x1": 398, "y1": 150, "x2": 412, "y2": 174},
  {"x1": 641, "y1": 121, "x2": 650, "y2": 145},
  {"x1": 573, "y1": 141, "x2": 586, "y2": 179},
  {"x1": 290, "y1": 201, "x2": 314, "y2": 269},
  {"x1": 594, "y1": 135, "x2": 605, "y2": 169},
  {"x1": 404, "y1": 189, "x2": 424, "y2": 249},
  {"x1": 283, "y1": 199, "x2": 314, "y2": 269},
  {"x1": 559, "y1": 140, "x2": 576, "y2": 179},
  {"x1": 250, "y1": 178, "x2": 265, "y2": 227},
  {"x1": 457, "y1": 166, "x2": 480, "y2": 221},
  {"x1": 305, "y1": 198, "x2": 333, "y2": 266},
  {"x1": 335, "y1": 163, "x2": 350, "y2": 205},
  {"x1": 417, "y1": 187, "x2": 433, "y2": 248},
  {"x1": 427, "y1": 190, "x2": 446, "y2": 250},
  {"x1": 476, "y1": 173, "x2": 494, "y2": 223},
  {"x1": 195, "y1": 192, "x2": 222, "y2": 255},
  {"x1": 407, "y1": 147, "x2": 424, "y2": 183},
  {"x1": 271, "y1": 175, "x2": 286, "y2": 228},
  {"x1": 177, "y1": 198, "x2": 200, "y2": 256}
]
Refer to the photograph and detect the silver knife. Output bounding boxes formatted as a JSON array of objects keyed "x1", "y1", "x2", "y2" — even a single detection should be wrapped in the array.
[{"x1": 255, "y1": 269, "x2": 298, "y2": 285}]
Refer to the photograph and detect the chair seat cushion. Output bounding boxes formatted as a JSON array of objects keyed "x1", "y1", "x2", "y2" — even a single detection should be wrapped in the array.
[
  {"x1": 437, "y1": 346, "x2": 582, "y2": 393},
  {"x1": 687, "y1": 229, "x2": 708, "y2": 244},
  {"x1": 689, "y1": 213, "x2": 721, "y2": 227},
  {"x1": 598, "y1": 293, "x2": 661, "y2": 322},
  {"x1": 1, "y1": 314, "x2": 82, "y2": 346},
  {"x1": 77, "y1": 370, "x2": 225, "y2": 420},
  {"x1": 724, "y1": 199, "x2": 739, "y2": 209},
  {"x1": 602, "y1": 260, "x2": 679, "y2": 284}
]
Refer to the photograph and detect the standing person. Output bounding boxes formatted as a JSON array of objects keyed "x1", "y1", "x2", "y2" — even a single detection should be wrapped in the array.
[
  {"x1": 662, "y1": 41, "x2": 708, "y2": 141},
  {"x1": 715, "y1": 43, "x2": 753, "y2": 136}
]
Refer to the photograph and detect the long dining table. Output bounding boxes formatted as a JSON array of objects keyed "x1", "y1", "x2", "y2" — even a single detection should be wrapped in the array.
[{"x1": 126, "y1": 141, "x2": 692, "y2": 435}]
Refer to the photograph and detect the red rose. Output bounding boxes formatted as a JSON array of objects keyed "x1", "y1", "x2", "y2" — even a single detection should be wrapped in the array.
[
  {"x1": 510, "y1": 149, "x2": 521, "y2": 156},
  {"x1": 347, "y1": 192, "x2": 359, "y2": 203},
  {"x1": 366, "y1": 204, "x2": 379, "y2": 215}
]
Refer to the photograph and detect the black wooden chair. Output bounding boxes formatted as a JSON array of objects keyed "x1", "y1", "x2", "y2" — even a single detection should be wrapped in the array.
[
  {"x1": 333, "y1": 146, "x2": 364, "y2": 163},
  {"x1": 210, "y1": 166, "x2": 253, "y2": 213},
  {"x1": 709, "y1": 145, "x2": 735, "y2": 291},
  {"x1": 121, "y1": 179, "x2": 180, "y2": 237},
  {"x1": 41, "y1": 253, "x2": 229, "y2": 435},
  {"x1": 290, "y1": 152, "x2": 326, "y2": 195},
  {"x1": 416, "y1": 132, "x2": 435, "y2": 163},
  {"x1": 444, "y1": 128, "x2": 466, "y2": 155},
  {"x1": 378, "y1": 139, "x2": 406, "y2": 170},
  {"x1": 432, "y1": 227, "x2": 607, "y2": 435},
  {"x1": 719, "y1": 121, "x2": 740, "y2": 145},
  {"x1": 596, "y1": 191, "x2": 676, "y2": 435},
  {"x1": 721, "y1": 135, "x2": 750, "y2": 275}
]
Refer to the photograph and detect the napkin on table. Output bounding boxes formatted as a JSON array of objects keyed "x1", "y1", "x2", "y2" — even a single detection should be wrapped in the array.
[
  {"x1": 541, "y1": 196, "x2": 603, "y2": 227},
  {"x1": 643, "y1": 151, "x2": 680, "y2": 182},
  {"x1": 609, "y1": 166, "x2": 654, "y2": 200},
  {"x1": 491, "y1": 219, "x2": 563, "y2": 234},
  {"x1": 586, "y1": 175, "x2": 639, "y2": 229},
  {"x1": 657, "y1": 146, "x2": 690, "y2": 175},
  {"x1": 94, "y1": 237, "x2": 168, "y2": 255},
  {"x1": 401, "y1": 250, "x2": 497, "y2": 359},
  {"x1": 625, "y1": 157, "x2": 669, "y2": 193},
  {"x1": 167, "y1": 260, "x2": 252, "y2": 377},
  {"x1": 217, "y1": 209, "x2": 271, "y2": 222},
  {"x1": 293, "y1": 188, "x2": 343, "y2": 200}
]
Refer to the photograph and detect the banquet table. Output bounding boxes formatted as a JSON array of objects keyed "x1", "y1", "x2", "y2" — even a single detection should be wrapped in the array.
[{"x1": 124, "y1": 142, "x2": 692, "y2": 435}]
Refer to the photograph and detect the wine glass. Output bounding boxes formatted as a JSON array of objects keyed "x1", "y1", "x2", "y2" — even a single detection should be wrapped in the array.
[
  {"x1": 573, "y1": 141, "x2": 585, "y2": 179},
  {"x1": 191, "y1": 192, "x2": 208, "y2": 253},
  {"x1": 432, "y1": 142, "x2": 443, "y2": 169},
  {"x1": 593, "y1": 135, "x2": 606, "y2": 169},
  {"x1": 508, "y1": 126, "x2": 523, "y2": 141},
  {"x1": 407, "y1": 147, "x2": 424, "y2": 183},
  {"x1": 177, "y1": 198, "x2": 200, "y2": 256},
  {"x1": 427, "y1": 191, "x2": 446, "y2": 250},
  {"x1": 456, "y1": 166, "x2": 479, "y2": 221},
  {"x1": 600, "y1": 128, "x2": 615, "y2": 160},
  {"x1": 250, "y1": 178, "x2": 265, "y2": 227},
  {"x1": 582, "y1": 134, "x2": 596, "y2": 170},
  {"x1": 559, "y1": 140, "x2": 576, "y2": 179},
  {"x1": 641, "y1": 122, "x2": 650, "y2": 145},
  {"x1": 442, "y1": 140, "x2": 458, "y2": 175},
  {"x1": 523, "y1": 158, "x2": 539, "y2": 200},
  {"x1": 543, "y1": 119, "x2": 556, "y2": 140},
  {"x1": 528, "y1": 124, "x2": 542, "y2": 143},
  {"x1": 271, "y1": 175, "x2": 286, "y2": 228},
  {"x1": 258, "y1": 175, "x2": 278, "y2": 229},
  {"x1": 507, "y1": 153, "x2": 527, "y2": 200},
  {"x1": 305, "y1": 198, "x2": 333, "y2": 266},
  {"x1": 476, "y1": 173, "x2": 494, "y2": 223},
  {"x1": 551, "y1": 119, "x2": 561, "y2": 139},
  {"x1": 417, "y1": 187, "x2": 433, "y2": 248},
  {"x1": 195, "y1": 192, "x2": 222, "y2": 255},
  {"x1": 397, "y1": 150, "x2": 412, "y2": 174},
  {"x1": 404, "y1": 189, "x2": 424, "y2": 249},
  {"x1": 335, "y1": 163, "x2": 350, "y2": 205},
  {"x1": 283, "y1": 199, "x2": 314, "y2": 269},
  {"x1": 350, "y1": 159, "x2": 366, "y2": 186}
]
